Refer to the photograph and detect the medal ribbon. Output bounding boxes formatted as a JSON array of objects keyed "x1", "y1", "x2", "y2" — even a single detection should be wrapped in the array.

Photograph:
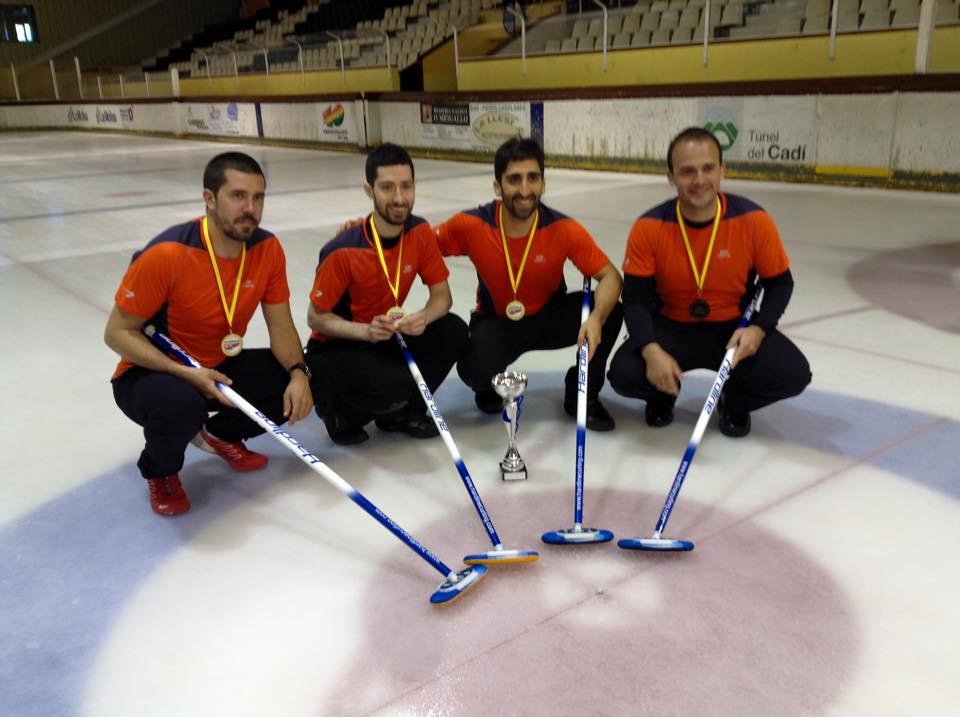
[
  {"x1": 675, "y1": 196, "x2": 722, "y2": 297},
  {"x1": 498, "y1": 202, "x2": 539, "y2": 300},
  {"x1": 201, "y1": 216, "x2": 246, "y2": 333},
  {"x1": 368, "y1": 215, "x2": 404, "y2": 306}
]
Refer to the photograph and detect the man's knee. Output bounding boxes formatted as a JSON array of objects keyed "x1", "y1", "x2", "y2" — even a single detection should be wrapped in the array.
[{"x1": 607, "y1": 342, "x2": 649, "y2": 398}]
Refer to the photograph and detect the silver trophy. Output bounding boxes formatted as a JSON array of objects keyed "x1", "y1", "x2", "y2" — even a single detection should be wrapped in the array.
[{"x1": 492, "y1": 371, "x2": 528, "y2": 481}]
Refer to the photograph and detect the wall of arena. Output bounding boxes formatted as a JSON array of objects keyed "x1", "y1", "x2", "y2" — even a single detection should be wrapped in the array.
[{"x1": 1, "y1": 82, "x2": 957, "y2": 191}]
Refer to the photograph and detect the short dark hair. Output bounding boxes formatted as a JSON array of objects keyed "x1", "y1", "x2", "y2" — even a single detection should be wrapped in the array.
[
  {"x1": 203, "y1": 152, "x2": 265, "y2": 194},
  {"x1": 494, "y1": 137, "x2": 545, "y2": 185},
  {"x1": 667, "y1": 127, "x2": 723, "y2": 172},
  {"x1": 365, "y1": 143, "x2": 415, "y2": 185}
]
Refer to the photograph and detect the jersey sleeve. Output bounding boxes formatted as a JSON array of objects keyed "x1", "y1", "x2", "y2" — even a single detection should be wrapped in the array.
[
  {"x1": 751, "y1": 211, "x2": 790, "y2": 279},
  {"x1": 114, "y1": 243, "x2": 180, "y2": 318},
  {"x1": 433, "y1": 213, "x2": 471, "y2": 257},
  {"x1": 622, "y1": 217, "x2": 658, "y2": 278},
  {"x1": 414, "y1": 225, "x2": 450, "y2": 286},
  {"x1": 261, "y1": 239, "x2": 291, "y2": 304},
  {"x1": 309, "y1": 249, "x2": 352, "y2": 312},
  {"x1": 563, "y1": 220, "x2": 610, "y2": 277}
]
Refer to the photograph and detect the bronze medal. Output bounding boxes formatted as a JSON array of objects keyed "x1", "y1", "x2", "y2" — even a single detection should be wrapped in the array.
[
  {"x1": 676, "y1": 197, "x2": 722, "y2": 323},
  {"x1": 689, "y1": 299, "x2": 710, "y2": 319}
]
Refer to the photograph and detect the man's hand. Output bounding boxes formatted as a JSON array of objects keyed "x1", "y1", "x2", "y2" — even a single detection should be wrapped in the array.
[
  {"x1": 727, "y1": 325, "x2": 765, "y2": 369},
  {"x1": 395, "y1": 310, "x2": 427, "y2": 337},
  {"x1": 367, "y1": 315, "x2": 397, "y2": 342},
  {"x1": 283, "y1": 371, "x2": 313, "y2": 424},
  {"x1": 577, "y1": 315, "x2": 603, "y2": 362},
  {"x1": 337, "y1": 216, "x2": 365, "y2": 235},
  {"x1": 642, "y1": 343, "x2": 682, "y2": 396},
  {"x1": 181, "y1": 366, "x2": 234, "y2": 407}
]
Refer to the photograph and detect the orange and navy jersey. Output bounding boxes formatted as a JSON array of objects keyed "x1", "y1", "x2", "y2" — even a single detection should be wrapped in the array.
[
  {"x1": 623, "y1": 193, "x2": 789, "y2": 323},
  {"x1": 112, "y1": 217, "x2": 289, "y2": 378},
  {"x1": 435, "y1": 201, "x2": 609, "y2": 317},
  {"x1": 309, "y1": 214, "x2": 449, "y2": 341}
]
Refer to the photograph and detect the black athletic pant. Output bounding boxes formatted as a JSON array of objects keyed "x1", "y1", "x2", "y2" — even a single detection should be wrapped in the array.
[
  {"x1": 112, "y1": 349, "x2": 291, "y2": 479},
  {"x1": 304, "y1": 313, "x2": 468, "y2": 426},
  {"x1": 457, "y1": 291, "x2": 624, "y2": 403},
  {"x1": 607, "y1": 316, "x2": 811, "y2": 415}
]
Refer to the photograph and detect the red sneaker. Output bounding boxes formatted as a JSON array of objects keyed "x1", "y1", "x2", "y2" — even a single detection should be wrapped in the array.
[
  {"x1": 147, "y1": 475, "x2": 190, "y2": 516},
  {"x1": 192, "y1": 428, "x2": 268, "y2": 472}
]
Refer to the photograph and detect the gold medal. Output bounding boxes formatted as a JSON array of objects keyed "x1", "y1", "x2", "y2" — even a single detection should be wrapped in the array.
[
  {"x1": 505, "y1": 300, "x2": 526, "y2": 321},
  {"x1": 498, "y1": 203, "x2": 538, "y2": 321},
  {"x1": 221, "y1": 332, "x2": 243, "y2": 357},
  {"x1": 368, "y1": 216, "x2": 405, "y2": 324},
  {"x1": 202, "y1": 216, "x2": 247, "y2": 357}
]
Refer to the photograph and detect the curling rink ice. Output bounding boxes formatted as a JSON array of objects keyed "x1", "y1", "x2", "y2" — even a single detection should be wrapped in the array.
[{"x1": 1, "y1": 131, "x2": 958, "y2": 716}]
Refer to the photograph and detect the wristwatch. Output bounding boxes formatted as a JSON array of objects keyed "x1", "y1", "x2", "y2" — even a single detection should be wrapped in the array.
[{"x1": 288, "y1": 361, "x2": 312, "y2": 379}]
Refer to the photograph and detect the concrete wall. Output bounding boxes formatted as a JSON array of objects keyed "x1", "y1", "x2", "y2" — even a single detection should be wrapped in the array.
[{"x1": 1, "y1": 88, "x2": 957, "y2": 190}]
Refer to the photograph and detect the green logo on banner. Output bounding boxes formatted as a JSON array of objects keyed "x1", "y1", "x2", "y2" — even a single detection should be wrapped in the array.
[{"x1": 705, "y1": 121, "x2": 739, "y2": 150}]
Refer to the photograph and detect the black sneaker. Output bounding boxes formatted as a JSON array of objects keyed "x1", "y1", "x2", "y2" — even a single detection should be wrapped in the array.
[
  {"x1": 563, "y1": 398, "x2": 616, "y2": 432},
  {"x1": 644, "y1": 401, "x2": 675, "y2": 428},
  {"x1": 375, "y1": 412, "x2": 439, "y2": 439},
  {"x1": 718, "y1": 396, "x2": 751, "y2": 438},
  {"x1": 474, "y1": 387, "x2": 503, "y2": 414}
]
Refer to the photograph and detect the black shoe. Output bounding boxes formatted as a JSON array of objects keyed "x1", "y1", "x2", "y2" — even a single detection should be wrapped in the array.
[
  {"x1": 563, "y1": 398, "x2": 616, "y2": 432},
  {"x1": 321, "y1": 412, "x2": 370, "y2": 446},
  {"x1": 645, "y1": 401, "x2": 675, "y2": 428},
  {"x1": 326, "y1": 422, "x2": 370, "y2": 446},
  {"x1": 718, "y1": 396, "x2": 751, "y2": 438},
  {"x1": 474, "y1": 387, "x2": 503, "y2": 414},
  {"x1": 375, "y1": 412, "x2": 439, "y2": 439}
]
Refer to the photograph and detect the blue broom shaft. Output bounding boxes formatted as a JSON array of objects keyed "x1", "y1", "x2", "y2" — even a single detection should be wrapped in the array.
[
  {"x1": 574, "y1": 275, "x2": 591, "y2": 527},
  {"x1": 395, "y1": 333, "x2": 503, "y2": 548},
  {"x1": 650, "y1": 280, "x2": 763, "y2": 536}
]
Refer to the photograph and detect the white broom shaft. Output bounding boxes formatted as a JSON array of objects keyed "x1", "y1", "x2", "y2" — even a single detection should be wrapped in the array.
[{"x1": 144, "y1": 327, "x2": 455, "y2": 578}]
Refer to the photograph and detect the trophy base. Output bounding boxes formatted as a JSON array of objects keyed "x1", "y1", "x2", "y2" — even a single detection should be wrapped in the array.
[{"x1": 500, "y1": 466, "x2": 527, "y2": 481}]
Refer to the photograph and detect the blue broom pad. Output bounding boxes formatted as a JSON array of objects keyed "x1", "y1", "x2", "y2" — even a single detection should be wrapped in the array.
[
  {"x1": 541, "y1": 528, "x2": 615, "y2": 545},
  {"x1": 617, "y1": 537, "x2": 695, "y2": 551},
  {"x1": 430, "y1": 565, "x2": 488, "y2": 605}
]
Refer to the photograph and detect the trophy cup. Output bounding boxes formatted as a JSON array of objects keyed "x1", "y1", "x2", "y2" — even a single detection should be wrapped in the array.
[{"x1": 492, "y1": 371, "x2": 528, "y2": 481}]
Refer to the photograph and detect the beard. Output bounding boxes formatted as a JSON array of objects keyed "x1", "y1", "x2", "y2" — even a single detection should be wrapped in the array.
[
  {"x1": 501, "y1": 193, "x2": 540, "y2": 221},
  {"x1": 218, "y1": 213, "x2": 259, "y2": 243},
  {"x1": 374, "y1": 198, "x2": 411, "y2": 228}
]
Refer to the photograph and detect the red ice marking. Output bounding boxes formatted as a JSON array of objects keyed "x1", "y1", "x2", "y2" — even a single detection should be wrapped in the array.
[
  {"x1": 783, "y1": 333, "x2": 960, "y2": 376},
  {"x1": 846, "y1": 242, "x2": 960, "y2": 336},
  {"x1": 698, "y1": 415, "x2": 948, "y2": 543},
  {"x1": 779, "y1": 303, "x2": 875, "y2": 330},
  {"x1": 322, "y1": 489, "x2": 858, "y2": 716}
]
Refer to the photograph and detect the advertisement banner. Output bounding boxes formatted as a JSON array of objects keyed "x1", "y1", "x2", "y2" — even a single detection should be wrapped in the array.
[
  {"x1": 317, "y1": 101, "x2": 357, "y2": 144},
  {"x1": 699, "y1": 97, "x2": 817, "y2": 166},
  {"x1": 182, "y1": 102, "x2": 255, "y2": 137},
  {"x1": 65, "y1": 105, "x2": 96, "y2": 128},
  {"x1": 118, "y1": 106, "x2": 135, "y2": 130},
  {"x1": 94, "y1": 106, "x2": 122, "y2": 128},
  {"x1": 317, "y1": 102, "x2": 357, "y2": 144},
  {"x1": 420, "y1": 101, "x2": 532, "y2": 150}
]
